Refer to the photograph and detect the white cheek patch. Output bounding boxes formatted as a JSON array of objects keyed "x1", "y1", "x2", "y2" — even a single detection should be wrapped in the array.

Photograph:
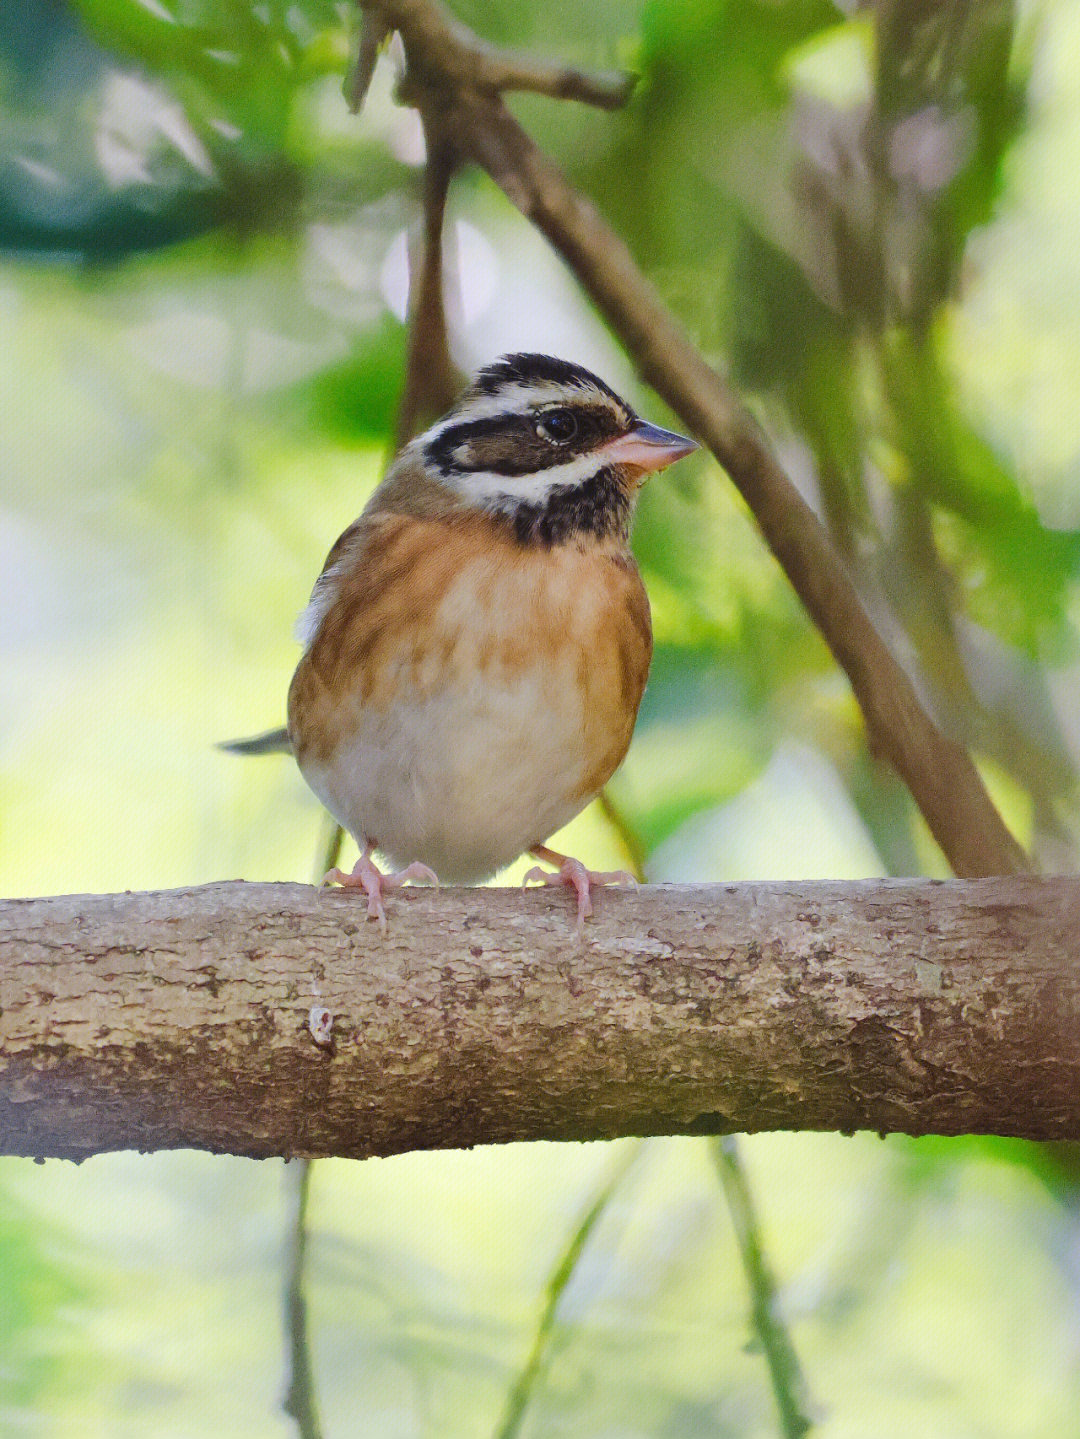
[{"x1": 456, "y1": 450, "x2": 607, "y2": 509}]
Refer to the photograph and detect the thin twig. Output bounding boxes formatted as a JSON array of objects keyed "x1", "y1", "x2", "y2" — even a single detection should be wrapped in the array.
[
  {"x1": 356, "y1": 0, "x2": 635, "y2": 111},
  {"x1": 282, "y1": 1159, "x2": 324, "y2": 1439},
  {"x1": 596, "y1": 788, "x2": 648, "y2": 884},
  {"x1": 394, "y1": 105, "x2": 463, "y2": 448},
  {"x1": 315, "y1": 105, "x2": 461, "y2": 879},
  {"x1": 344, "y1": 6, "x2": 390, "y2": 113},
  {"x1": 492, "y1": 1141, "x2": 642, "y2": 1439},
  {"x1": 474, "y1": 54, "x2": 635, "y2": 110},
  {"x1": 712, "y1": 1137, "x2": 814, "y2": 1438},
  {"x1": 278, "y1": 823, "x2": 344, "y2": 1439},
  {"x1": 317, "y1": 813, "x2": 345, "y2": 883}
]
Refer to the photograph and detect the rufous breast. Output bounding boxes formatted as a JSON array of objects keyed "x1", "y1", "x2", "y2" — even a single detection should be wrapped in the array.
[{"x1": 287, "y1": 509, "x2": 651, "y2": 881}]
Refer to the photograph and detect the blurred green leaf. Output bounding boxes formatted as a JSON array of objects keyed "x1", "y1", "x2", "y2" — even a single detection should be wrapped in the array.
[{"x1": 0, "y1": 1174, "x2": 94, "y2": 1417}]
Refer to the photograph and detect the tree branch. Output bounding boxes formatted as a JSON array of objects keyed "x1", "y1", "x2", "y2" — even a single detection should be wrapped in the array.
[
  {"x1": 393, "y1": 104, "x2": 463, "y2": 448},
  {"x1": 344, "y1": 5, "x2": 390, "y2": 114},
  {"x1": 282, "y1": 1158, "x2": 324, "y2": 1439},
  {"x1": 3, "y1": 878, "x2": 1078, "y2": 1160},
  {"x1": 492, "y1": 1141, "x2": 642, "y2": 1439},
  {"x1": 357, "y1": 0, "x2": 636, "y2": 110}
]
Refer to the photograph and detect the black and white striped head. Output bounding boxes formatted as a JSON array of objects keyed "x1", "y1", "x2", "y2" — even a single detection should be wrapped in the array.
[{"x1": 418, "y1": 354, "x2": 697, "y2": 545}]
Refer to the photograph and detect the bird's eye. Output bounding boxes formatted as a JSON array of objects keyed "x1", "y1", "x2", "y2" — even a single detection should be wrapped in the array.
[{"x1": 536, "y1": 408, "x2": 578, "y2": 444}]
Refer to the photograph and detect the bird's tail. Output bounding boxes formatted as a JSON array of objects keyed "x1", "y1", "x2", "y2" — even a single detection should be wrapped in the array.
[{"x1": 218, "y1": 727, "x2": 293, "y2": 756}]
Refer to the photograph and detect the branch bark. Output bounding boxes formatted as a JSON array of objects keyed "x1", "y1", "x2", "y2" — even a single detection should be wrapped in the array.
[
  {"x1": 3, "y1": 878, "x2": 1078, "y2": 1161},
  {"x1": 356, "y1": 0, "x2": 1029, "y2": 882}
]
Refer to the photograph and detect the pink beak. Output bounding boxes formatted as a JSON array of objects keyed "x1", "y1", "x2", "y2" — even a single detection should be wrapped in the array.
[{"x1": 597, "y1": 419, "x2": 698, "y2": 475}]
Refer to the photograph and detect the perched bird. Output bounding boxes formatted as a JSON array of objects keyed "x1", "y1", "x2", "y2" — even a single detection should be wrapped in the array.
[{"x1": 226, "y1": 354, "x2": 696, "y2": 930}]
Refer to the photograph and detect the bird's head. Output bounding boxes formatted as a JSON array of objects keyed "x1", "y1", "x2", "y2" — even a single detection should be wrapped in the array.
[{"x1": 415, "y1": 353, "x2": 697, "y2": 545}]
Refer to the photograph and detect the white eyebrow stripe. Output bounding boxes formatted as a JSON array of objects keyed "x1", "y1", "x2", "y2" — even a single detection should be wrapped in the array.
[
  {"x1": 455, "y1": 450, "x2": 607, "y2": 507},
  {"x1": 424, "y1": 381, "x2": 624, "y2": 440}
]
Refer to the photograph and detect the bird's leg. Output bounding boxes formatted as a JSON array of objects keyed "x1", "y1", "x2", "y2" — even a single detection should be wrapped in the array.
[
  {"x1": 322, "y1": 840, "x2": 438, "y2": 932},
  {"x1": 523, "y1": 843, "x2": 637, "y2": 935}
]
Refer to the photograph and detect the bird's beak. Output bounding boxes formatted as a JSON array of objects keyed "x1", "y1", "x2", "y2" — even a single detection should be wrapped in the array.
[{"x1": 597, "y1": 420, "x2": 699, "y2": 475}]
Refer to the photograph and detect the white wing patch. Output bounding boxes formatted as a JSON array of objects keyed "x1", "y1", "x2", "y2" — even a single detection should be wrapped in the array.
[{"x1": 295, "y1": 562, "x2": 345, "y2": 650}]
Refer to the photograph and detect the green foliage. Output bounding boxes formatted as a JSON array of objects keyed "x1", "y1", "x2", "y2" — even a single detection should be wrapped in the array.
[
  {"x1": 0, "y1": 1180, "x2": 93, "y2": 1415},
  {"x1": 4, "y1": 0, "x2": 1080, "y2": 1431}
]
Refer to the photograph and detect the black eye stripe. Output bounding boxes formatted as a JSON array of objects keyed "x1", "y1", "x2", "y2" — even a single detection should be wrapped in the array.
[
  {"x1": 425, "y1": 415, "x2": 534, "y2": 476},
  {"x1": 431, "y1": 415, "x2": 528, "y2": 448},
  {"x1": 425, "y1": 405, "x2": 624, "y2": 477}
]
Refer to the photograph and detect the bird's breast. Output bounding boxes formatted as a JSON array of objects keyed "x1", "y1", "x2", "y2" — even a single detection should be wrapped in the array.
[{"x1": 288, "y1": 513, "x2": 652, "y2": 878}]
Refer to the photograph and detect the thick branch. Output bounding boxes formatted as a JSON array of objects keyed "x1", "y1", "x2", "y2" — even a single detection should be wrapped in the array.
[{"x1": 2, "y1": 878, "x2": 1078, "y2": 1160}]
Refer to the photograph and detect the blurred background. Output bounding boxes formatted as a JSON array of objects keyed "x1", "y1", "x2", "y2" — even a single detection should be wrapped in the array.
[{"x1": 4, "y1": 0, "x2": 1080, "y2": 1433}]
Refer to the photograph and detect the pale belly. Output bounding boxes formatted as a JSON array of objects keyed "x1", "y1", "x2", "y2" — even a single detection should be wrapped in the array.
[{"x1": 298, "y1": 659, "x2": 597, "y2": 882}]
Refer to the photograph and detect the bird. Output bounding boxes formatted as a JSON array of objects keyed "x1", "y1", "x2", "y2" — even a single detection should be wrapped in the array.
[{"x1": 224, "y1": 353, "x2": 697, "y2": 931}]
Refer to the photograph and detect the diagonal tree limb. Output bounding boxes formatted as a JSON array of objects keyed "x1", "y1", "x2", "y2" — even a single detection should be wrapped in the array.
[
  {"x1": 452, "y1": 88, "x2": 1028, "y2": 881},
  {"x1": 353, "y1": 0, "x2": 1028, "y2": 882}
]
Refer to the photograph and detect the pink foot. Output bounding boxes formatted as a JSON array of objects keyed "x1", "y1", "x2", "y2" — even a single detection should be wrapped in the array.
[
  {"x1": 523, "y1": 848, "x2": 636, "y2": 936},
  {"x1": 322, "y1": 845, "x2": 438, "y2": 932}
]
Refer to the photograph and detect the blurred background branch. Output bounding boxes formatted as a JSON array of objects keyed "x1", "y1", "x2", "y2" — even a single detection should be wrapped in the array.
[
  {"x1": 713, "y1": 1136, "x2": 814, "y2": 1438},
  {"x1": 492, "y1": 1141, "x2": 642, "y2": 1439},
  {"x1": 355, "y1": 0, "x2": 636, "y2": 111},
  {"x1": 282, "y1": 1158, "x2": 324, "y2": 1439}
]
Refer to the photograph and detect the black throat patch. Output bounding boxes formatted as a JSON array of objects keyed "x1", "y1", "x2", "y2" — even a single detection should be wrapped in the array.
[{"x1": 508, "y1": 465, "x2": 632, "y2": 547}]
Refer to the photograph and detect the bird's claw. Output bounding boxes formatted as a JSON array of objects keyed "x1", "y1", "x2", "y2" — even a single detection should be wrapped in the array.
[
  {"x1": 322, "y1": 854, "x2": 438, "y2": 932},
  {"x1": 523, "y1": 858, "x2": 636, "y2": 936}
]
